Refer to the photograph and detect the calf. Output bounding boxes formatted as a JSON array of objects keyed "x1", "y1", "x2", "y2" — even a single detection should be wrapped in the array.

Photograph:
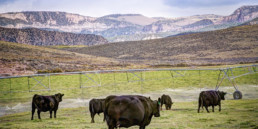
[
  {"x1": 89, "y1": 98, "x2": 105, "y2": 123},
  {"x1": 198, "y1": 90, "x2": 226, "y2": 113},
  {"x1": 160, "y1": 94, "x2": 173, "y2": 110},
  {"x1": 104, "y1": 95, "x2": 161, "y2": 129},
  {"x1": 31, "y1": 93, "x2": 64, "y2": 120}
]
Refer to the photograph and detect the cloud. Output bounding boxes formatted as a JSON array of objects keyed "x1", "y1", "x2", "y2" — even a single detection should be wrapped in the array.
[
  {"x1": 0, "y1": 0, "x2": 17, "y2": 5},
  {"x1": 163, "y1": 0, "x2": 258, "y2": 8},
  {"x1": 0, "y1": 0, "x2": 257, "y2": 17}
]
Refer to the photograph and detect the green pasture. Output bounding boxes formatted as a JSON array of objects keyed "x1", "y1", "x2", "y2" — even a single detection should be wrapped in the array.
[
  {"x1": 0, "y1": 99, "x2": 257, "y2": 129},
  {"x1": 0, "y1": 66, "x2": 257, "y2": 105}
]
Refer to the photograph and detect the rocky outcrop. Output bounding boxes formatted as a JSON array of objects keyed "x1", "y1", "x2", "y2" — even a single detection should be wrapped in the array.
[
  {"x1": 241, "y1": 17, "x2": 258, "y2": 25},
  {"x1": 0, "y1": 27, "x2": 108, "y2": 46},
  {"x1": 220, "y1": 5, "x2": 258, "y2": 23},
  {"x1": 183, "y1": 19, "x2": 214, "y2": 29}
]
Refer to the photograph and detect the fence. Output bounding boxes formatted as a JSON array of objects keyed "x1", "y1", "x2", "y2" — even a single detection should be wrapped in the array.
[{"x1": 0, "y1": 64, "x2": 257, "y2": 116}]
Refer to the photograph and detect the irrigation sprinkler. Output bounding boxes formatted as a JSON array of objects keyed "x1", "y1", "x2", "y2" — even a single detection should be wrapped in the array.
[{"x1": 215, "y1": 65, "x2": 258, "y2": 99}]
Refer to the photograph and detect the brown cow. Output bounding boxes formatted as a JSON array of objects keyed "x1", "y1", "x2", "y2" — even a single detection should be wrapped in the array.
[
  {"x1": 89, "y1": 98, "x2": 105, "y2": 123},
  {"x1": 160, "y1": 94, "x2": 173, "y2": 110},
  {"x1": 104, "y1": 95, "x2": 161, "y2": 129},
  {"x1": 31, "y1": 93, "x2": 64, "y2": 120},
  {"x1": 198, "y1": 90, "x2": 226, "y2": 113}
]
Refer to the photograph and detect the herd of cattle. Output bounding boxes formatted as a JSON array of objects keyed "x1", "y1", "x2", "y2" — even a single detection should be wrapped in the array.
[{"x1": 31, "y1": 90, "x2": 227, "y2": 129}]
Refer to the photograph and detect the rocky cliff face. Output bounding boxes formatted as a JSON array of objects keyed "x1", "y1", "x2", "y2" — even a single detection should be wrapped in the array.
[
  {"x1": 241, "y1": 17, "x2": 258, "y2": 25},
  {"x1": 0, "y1": 27, "x2": 108, "y2": 46},
  {"x1": 220, "y1": 5, "x2": 258, "y2": 23},
  {"x1": 0, "y1": 5, "x2": 257, "y2": 42}
]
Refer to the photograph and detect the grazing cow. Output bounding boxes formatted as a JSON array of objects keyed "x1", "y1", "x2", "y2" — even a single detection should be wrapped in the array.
[
  {"x1": 31, "y1": 93, "x2": 64, "y2": 120},
  {"x1": 89, "y1": 98, "x2": 105, "y2": 123},
  {"x1": 160, "y1": 94, "x2": 173, "y2": 110},
  {"x1": 198, "y1": 90, "x2": 226, "y2": 113},
  {"x1": 104, "y1": 95, "x2": 161, "y2": 129}
]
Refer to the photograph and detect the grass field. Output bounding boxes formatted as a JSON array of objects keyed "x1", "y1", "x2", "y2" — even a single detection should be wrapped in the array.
[
  {"x1": 0, "y1": 66, "x2": 257, "y2": 105},
  {"x1": 0, "y1": 99, "x2": 257, "y2": 129},
  {"x1": 0, "y1": 65, "x2": 257, "y2": 128}
]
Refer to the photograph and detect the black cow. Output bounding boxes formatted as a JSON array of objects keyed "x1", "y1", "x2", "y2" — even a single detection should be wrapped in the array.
[
  {"x1": 198, "y1": 90, "x2": 226, "y2": 113},
  {"x1": 160, "y1": 94, "x2": 173, "y2": 110},
  {"x1": 89, "y1": 98, "x2": 105, "y2": 123},
  {"x1": 104, "y1": 95, "x2": 161, "y2": 129},
  {"x1": 31, "y1": 93, "x2": 64, "y2": 120}
]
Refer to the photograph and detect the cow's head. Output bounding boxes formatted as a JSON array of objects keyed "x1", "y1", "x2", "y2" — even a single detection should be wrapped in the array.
[
  {"x1": 153, "y1": 97, "x2": 161, "y2": 117},
  {"x1": 168, "y1": 102, "x2": 174, "y2": 109},
  {"x1": 218, "y1": 91, "x2": 227, "y2": 100},
  {"x1": 55, "y1": 93, "x2": 64, "y2": 102}
]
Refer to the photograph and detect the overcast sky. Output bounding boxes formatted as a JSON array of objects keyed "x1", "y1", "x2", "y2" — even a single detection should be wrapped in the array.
[{"x1": 0, "y1": 0, "x2": 257, "y2": 18}]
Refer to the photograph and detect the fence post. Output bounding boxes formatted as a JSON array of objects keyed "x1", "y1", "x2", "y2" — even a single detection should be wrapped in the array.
[
  {"x1": 141, "y1": 71, "x2": 143, "y2": 94},
  {"x1": 199, "y1": 70, "x2": 201, "y2": 89},
  {"x1": 9, "y1": 78, "x2": 11, "y2": 93},
  {"x1": 113, "y1": 72, "x2": 116, "y2": 93},
  {"x1": 28, "y1": 76, "x2": 30, "y2": 92},
  {"x1": 169, "y1": 71, "x2": 174, "y2": 88},
  {"x1": 79, "y1": 73, "x2": 82, "y2": 88},
  {"x1": 48, "y1": 74, "x2": 51, "y2": 91},
  {"x1": 126, "y1": 72, "x2": 129, "y2": 82}
]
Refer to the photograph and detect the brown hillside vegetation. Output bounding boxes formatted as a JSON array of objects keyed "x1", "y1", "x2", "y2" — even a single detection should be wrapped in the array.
[
  {"x1": 63, "y1": 24, "x2": 258, "y2": 65},
  {"x1": 0, "y1": 41, "x2": 128, "y2": 76},
  {"x1": 0, "y1": 27, "x2": 108, "y2": 46}
]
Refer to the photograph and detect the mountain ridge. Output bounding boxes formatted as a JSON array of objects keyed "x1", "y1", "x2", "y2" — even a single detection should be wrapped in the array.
[{"x1": 0, "y1": 5, "x2": 257, "y2": 42}]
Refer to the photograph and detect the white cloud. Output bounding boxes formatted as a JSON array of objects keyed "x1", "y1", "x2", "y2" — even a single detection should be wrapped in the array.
[{"x1": 0, "y1": 0, "x2": 257, "y2": 18}]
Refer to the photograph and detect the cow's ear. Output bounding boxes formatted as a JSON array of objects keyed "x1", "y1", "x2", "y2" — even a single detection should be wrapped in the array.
[{"x1": 62, "y1": 94, "x2": 64, "y2": 96}]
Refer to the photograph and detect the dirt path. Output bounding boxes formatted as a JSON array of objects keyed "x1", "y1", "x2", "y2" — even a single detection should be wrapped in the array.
[{"x1": 1, "y1": 85, "x2": 257, "y2": 117}]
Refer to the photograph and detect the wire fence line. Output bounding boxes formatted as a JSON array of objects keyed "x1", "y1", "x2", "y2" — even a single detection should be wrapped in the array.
[{"x1": 0, "y1": 64, "x2": 257, "y2": 94}]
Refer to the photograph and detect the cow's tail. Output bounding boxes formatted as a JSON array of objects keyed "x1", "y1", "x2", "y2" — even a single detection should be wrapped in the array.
[
  {"x1": 32, "y1": 94, "x2": 40, "y2": 109},
  {"x1": 32, "y1": 94, "x2": 37, "y2": 101},
  {"x1": 200, "y1": 96, "x2": 203, "y2": 109},
  {"x1": 89, "y1": 103, "x2": 94, "y2": 115}
]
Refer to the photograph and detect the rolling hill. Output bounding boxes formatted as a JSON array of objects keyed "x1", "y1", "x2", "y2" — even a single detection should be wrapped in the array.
[
  {"x1": 0, "y1": 41, "x2": 129, "y2": 76},
  {"x1": 60, "y1": 24, "x2": 258, "y2": 66}
]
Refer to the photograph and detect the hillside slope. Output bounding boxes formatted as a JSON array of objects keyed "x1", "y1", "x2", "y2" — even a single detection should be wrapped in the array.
[
  {"x1": 0, "y1": 41, "x2": 124, "y2": 76},
  {"x1": 62, "y1": 24, "x2": 258, "y2": 65},
  {"x1": 0, "y1": 27, "x2": 108, "y2": 46}
]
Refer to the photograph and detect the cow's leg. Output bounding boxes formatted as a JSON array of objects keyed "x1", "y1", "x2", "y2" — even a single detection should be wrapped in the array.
[
  {"x1": 160, "y1": 104, "x2": 163, "y2": 110},
  {"x1": 140, "y1": 126, "x2": 146, "y2": 129},
  {"x1": 219, "y1": 102, "x2": 221, "y2": 112},
  {"x1": 54, "y1": 110, "x2": 57, "y2": 118},
  {"x1": 108, "y1": 125, "x2": 114, "y2": 129},
  {"x1": 205, "y1": 106, "x2": 210, "y2": 113},
  {"x1": 31, "y1": 103, "x2": 35, "y2": 120},
  {"x1": 198, "y1": 101, "x2": 201, "y2": 113},
  {"x1": 212, "y1": 105, "x2": 215, "y2": 112},
  {"x1": 50, "y1": 111, "x2": 53, "y2": 118},
  {"x1": 37, "y1": 110, "x2": 41, "y2": 119},
  {"x1": 91, "y1": 113, "x2": 95, "y2": 123}
]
